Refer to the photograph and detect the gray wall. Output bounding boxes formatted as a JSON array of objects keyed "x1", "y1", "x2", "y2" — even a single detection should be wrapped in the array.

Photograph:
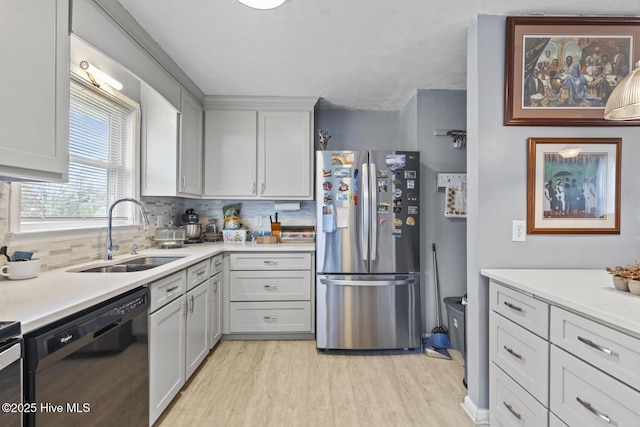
[
  {"x1": 316, "y1": 91, "x2": 467, "y2": 337},
  {"x1": 466, "y1": 15, "x2": 640, "y2": 413}
]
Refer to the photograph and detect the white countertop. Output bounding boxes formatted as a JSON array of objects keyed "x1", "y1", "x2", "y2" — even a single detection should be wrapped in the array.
[
  {"x1": 481, "y1": 269, "x2": 640, "y2": 339},
  {"x1": 0, "y1": 242, "x2": 315, "y2": 334}
]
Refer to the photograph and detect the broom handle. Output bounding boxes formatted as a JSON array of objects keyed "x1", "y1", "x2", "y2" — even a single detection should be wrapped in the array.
[{"x1": 432, "y1": 243, "x2": 443, "y2": 327}]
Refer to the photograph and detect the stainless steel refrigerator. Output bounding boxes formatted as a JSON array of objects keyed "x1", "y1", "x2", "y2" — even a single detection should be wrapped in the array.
[{"x1": 316, "y1": 150, "x2": 421, "y2": 351}]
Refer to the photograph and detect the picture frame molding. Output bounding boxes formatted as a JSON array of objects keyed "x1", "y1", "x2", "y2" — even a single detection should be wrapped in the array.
[
  {"x1": 504, "y1": 16, "x2": 640, "y2": 126},
  {"x1": 526, "y1": 137, "x2": 621, "y2": 234}
]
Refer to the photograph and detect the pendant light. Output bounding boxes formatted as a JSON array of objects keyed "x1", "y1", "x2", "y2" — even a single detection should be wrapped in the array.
[
  {"x1": 237, "y1": 0, "x2": 286, "y2": 10},
  {"x1": 604, "y1": 61, "x2": 640, "y2": 120}
]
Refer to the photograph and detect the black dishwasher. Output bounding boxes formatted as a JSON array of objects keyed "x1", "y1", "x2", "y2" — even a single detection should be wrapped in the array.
[{"x1": 23, "y1": 287, "x2": 149, "y2": 427}]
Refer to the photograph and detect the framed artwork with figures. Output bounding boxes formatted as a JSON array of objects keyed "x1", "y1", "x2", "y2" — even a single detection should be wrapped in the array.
[
  {"x1": 505, "y1": 16, "x2": 640, "y2": 126},
  {"x1": 526, "y1": 137, "x2": 621, "y2": 234}
]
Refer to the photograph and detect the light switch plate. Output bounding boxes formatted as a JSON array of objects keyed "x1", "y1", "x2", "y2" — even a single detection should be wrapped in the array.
[{"x1": 253, "y1": 215, "x2": 263, "y2": 227}]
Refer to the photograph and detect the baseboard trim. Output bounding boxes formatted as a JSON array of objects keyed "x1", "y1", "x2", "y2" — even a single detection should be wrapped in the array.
[{"x1": 462, "y1": 395, "x2": 490, "y2": 425}]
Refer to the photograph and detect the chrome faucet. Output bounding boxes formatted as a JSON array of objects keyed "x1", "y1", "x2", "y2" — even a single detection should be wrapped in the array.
[{"x1": 106, "y1": 198, "x2": 150, "y2": 260}]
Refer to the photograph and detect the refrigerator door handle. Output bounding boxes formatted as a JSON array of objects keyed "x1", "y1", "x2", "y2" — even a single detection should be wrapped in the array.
[
  {"x1": 361, "y1": 162, "x2": 369, "y2": 261},
  {"x1": 369, "y1": 162, "x2": 377, "y2": 261},
  {"x1": 320, "y1": 278, "x2": 417, "y2": 286}
]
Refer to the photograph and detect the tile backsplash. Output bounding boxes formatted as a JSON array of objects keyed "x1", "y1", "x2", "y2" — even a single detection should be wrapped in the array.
[{"x1": 0, "y1": 182, "x2": 315, "y2": 271}]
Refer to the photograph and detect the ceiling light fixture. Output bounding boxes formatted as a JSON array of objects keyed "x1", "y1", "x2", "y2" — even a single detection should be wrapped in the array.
[
  {"x1": 236, "y1": 0, "x2": 286, "y2": 10},
  {"x1": 604, "y1": 60, "x2": 640, "y2": 121},
  {"x1": 79, "y1": 60, "x2": 123, "y2": 91}
]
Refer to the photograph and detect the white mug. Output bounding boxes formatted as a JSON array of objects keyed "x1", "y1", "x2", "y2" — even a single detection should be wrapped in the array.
[{"x1": 1, "y1": 259, "x2": 41, "y2": 280}]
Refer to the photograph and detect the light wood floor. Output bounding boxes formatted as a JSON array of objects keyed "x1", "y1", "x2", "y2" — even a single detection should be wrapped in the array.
[{"x1": 157, "y1": 340, "x2": 473, "y2": 427}]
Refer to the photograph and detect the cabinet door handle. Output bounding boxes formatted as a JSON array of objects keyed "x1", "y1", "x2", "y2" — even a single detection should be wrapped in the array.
[
  {"x1": 252, "y1": 182, "x2": 256, "y2": 194},
  {"x1": 189, "y1": 295, "x2": 194, "y2": 313},
  {"x1": 264, "y1": 284, "x2": 278, "y2": 290},
  {"x1": 263, "y1": 260, "x2": 278, "y2": 265},
  {"x1": 577, "y1": 336, "x2": 613, "y2": 356},
  {"x1": 181, "y1": 176, "x2": 186, "y2": 190},
  {"x1": 260, "y1": 182, "x2": 265, "y2": 195},
  {"x1": 263, "y1": 315, "x2": 278, "y2": 321},
  {"x1": 576, "y1": 397, "x2": 611, "y2": 424},
  {"x1": 502, "y1": 402, "x2": 522, "y2": 421},
  {"x1": 503, "y1": 301, "x2": 523, "y2": 312},
  {"x1": 503, "y1": 345, "x2": 523, "y2": 360}
]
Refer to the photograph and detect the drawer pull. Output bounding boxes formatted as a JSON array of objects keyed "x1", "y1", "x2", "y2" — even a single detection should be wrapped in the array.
[
  {"x1": 502, "y1": 402, "x2": 522, "y2": 421},
  {"x1": 196, "y1": 270, "x2": 206, "y2": 276},
  {"x1": 214, "y1": 261, "x2": 222, "y2": 268},
  {"x1": 263, "y1": 315, "x2": 278, "y2": 321},
  {"x1": 166, "y1": 286, "x2": 179, "y2": 293},
  {"x1": 576, "y1": 397, "x2": 611, "y2": 424},
  {"x1": 503, "y1": 301, "x2": 523, "y2": 312},
  {"x1": 263, "y1": 260, "x2": 278, "y2": 265},
  {"x1": 264, "y1": 284, "x2": 278, "y2": 290},
  {"x1": 577, "y1": 336, "x2": 613, "y2": 356},
  {"x1": 503, "y1": 345, "x2": 523, "y2": 360}
]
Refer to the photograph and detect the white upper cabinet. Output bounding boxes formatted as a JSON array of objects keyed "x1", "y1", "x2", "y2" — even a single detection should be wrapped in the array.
[
  {"x1": 178, "y1": 90, "x2": 204, "y2": 197},
  {"x1": 141, "y1": 86, "x2": 203, "y2": 198},
  {"x1": 203, "y1": 96, "x2": 317, "y2": 200},
  {"x1": 0, "y1": 0, "x2": 70, "y2": 181}
]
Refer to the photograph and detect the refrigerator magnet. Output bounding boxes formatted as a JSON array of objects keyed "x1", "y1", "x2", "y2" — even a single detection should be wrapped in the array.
[
  {"x1": 404, "y1": 170, "x2": 416, "y2": 179},
  {"x1": 377, "y1": 204, "x2": 389, "y2": 214},
  {"x1": 407, "y1": 180, "x2": 415, "y2": 189},
  {"x1": 335, "y1": 207, "x2": 348, "y2": 228},
  {"x1": 322, "y1": 181, "x2": 333, "y2": 191},
  {"x1": 408, "y1": 206, "x2": 419, "y2": 214},
  {"x1": 392, "y1": 228, "x2": 402, "y2": 237},
  {"x1": 408, "y1": 193, "x2": 417, "y2": 201},
  {"x1": 333, "y1": 167, "x2": 351, "y2": 178},
  {"x1": 406, "y1": 216, "x2": 416, "y2": 226},
  {"x1": 353, "y1": 194, "x2": 358, "y2": 206},
  {"x1": 379, "y1": 217, "x2": 387, "y2": 225},
  {"x1": 322, "y1": 169, "x2": 332, "y2": 177},
  {"x1": 336, "y1": 193, "x2": 348, "y2": 201},
  {"x1": 378, "y1": 180, "x2": 387, "y2": 192},
  {"x1": 393, "y1": 189, "x2": 402, "y2": 198},
  {"x1": 393, "y1": 199, "x2": 402, "y2": 206},
  {"x1": 322, "y1": 205, "x2": 336, "y2": 233},
  {"x1": 393, "y1": 206, "x2": 402, "y2": 213},
  {"x1": 386, "y1": 154, "x2": 406, "y2": 173},
  {"x1": 393, "y1": 218, "x2": 403, "y2": 227},
  {"x1": 377, "y1": 170, "x2": 388, "y2": 178},
  {"x1": 338, "y1": 180, "x2": 349, "y2": 191},
  {"x1": 323, "y1": 194, "x2": 333, "y2": 204}
]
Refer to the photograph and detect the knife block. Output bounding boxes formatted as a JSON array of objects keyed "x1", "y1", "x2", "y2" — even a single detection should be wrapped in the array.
[{"x1": 270, "y1": 222, "x2": 281, "y2": 243}]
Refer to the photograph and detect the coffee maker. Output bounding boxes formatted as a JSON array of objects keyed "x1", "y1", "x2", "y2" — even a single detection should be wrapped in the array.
[{"x1": 182, "y1": 209, "x2": 202, "y2": 243}]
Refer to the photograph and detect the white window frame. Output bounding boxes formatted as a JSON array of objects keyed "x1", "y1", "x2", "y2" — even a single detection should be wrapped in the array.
[{"x1": 9, "y1": 74, "x2": 141, "y2": 239}]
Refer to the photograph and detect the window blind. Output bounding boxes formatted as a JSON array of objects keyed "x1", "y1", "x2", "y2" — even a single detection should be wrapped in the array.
[{"x1": 21, "y1": 80, "x2": 135, "y2": 226}]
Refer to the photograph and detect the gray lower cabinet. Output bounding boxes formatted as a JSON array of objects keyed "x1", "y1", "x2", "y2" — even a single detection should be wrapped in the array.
[
  {"x1": 489, "y1": 279, "x2": 640, "y2": 427},
  {"x1": 149, "y1": 259, "x2": 212, "y2": 426},
  {"x1": 226, "y1": 252, "x2": 313, "y2": 335}
]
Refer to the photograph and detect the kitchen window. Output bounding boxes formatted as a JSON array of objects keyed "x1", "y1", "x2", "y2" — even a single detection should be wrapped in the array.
[{"x1": 15, "y1": 77, "x2": 140, "y2": 232}]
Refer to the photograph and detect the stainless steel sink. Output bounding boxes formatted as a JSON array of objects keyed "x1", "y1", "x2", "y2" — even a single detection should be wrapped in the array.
[{"x1": 71, "y1": 256, "x2": 186, "y2": 273}]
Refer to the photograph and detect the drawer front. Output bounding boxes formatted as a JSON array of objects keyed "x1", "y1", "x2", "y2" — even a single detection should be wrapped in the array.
[
  {"x1": 230, "y1": 270, "x2": 311, "y2": 301},
  {"x1": 490, "y1": 362, "x2": 549, "y2": 427},
  {"x1": 550, "y1": 346, "x2": 640, "y2": 426},
  {"x1": 490, "y1": 311, "x2": 549, "y2": 405},
  {"x1": 187, "y1": 259, "x2": 210, "y2": 290},
  {"x1": 490, "y1": 280, "x2": 549, "y2": 338},
  {"x1": 229, "y1": 301, "x2": 311, "y2": 333},
  {"x1": 229, "y1": 252, "x2": 311, "y2": 270},
  {"x1": 550, "y1": 306, "x2": 640, "y2": 392},
  {"x1": 150, "y1": 270, "x2": 187, "y2": 312},
  {"x1": 210, "y1": 254, "x2": 223, "y2": 276}
]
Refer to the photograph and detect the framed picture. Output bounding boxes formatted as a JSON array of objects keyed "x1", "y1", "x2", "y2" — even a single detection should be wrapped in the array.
[
  {"x1": 527, "y1": 137, "x2": 621, "y2": 234},
  {"x1": 505, "y1": 16, "x2": 640, "y2": 126}
]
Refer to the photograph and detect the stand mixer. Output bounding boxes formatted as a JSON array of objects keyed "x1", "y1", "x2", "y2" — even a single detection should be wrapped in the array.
[{"x1": 182, "y1": 209, "x2": 202, "y2": 243}]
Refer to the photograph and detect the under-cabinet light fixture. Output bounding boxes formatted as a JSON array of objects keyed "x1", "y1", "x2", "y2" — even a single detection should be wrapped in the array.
[
  {"x1": 79, "y1": 61, "x2": 123, "y2": 91},
  {"x1": 237, "y1": 0, "x2": 286, "y2": 10}
]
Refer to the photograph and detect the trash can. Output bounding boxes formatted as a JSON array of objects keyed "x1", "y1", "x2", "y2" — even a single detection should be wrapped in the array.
[{"x1": 444, "y1": 296, "x2": 465, "y2": 359}]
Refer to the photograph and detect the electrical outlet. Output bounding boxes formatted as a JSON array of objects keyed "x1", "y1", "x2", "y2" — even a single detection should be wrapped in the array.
[{"x1": 512, "y1": 220, "x2": 526, "y2": 242}]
